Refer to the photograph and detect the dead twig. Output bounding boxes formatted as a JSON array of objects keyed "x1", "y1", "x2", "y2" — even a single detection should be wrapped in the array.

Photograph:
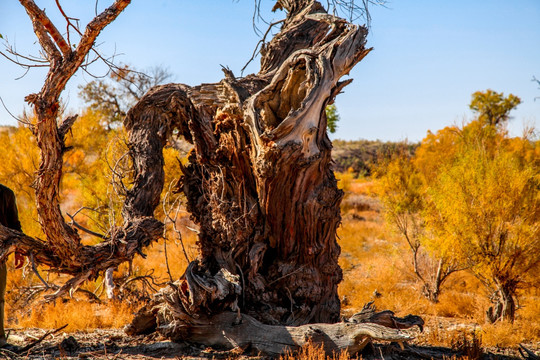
[
  {"x1": 520, "y1": 345, "x2": 540, "y2": 360},
  {"x1": 16, "y1": 324, "x2": 68, "y2": 355},
  {"x1": 66, "y1": 212, "x2": 107, "y2": 239},
  {"x1": 162, "y1": 177, "x2": 190, "y2": 263},
  {"x1": 29, "y1": 253, "x2": 50, "y2": 289},
  {"x1": 241, "y1": 19, "x2": 285, "y2": 75}
]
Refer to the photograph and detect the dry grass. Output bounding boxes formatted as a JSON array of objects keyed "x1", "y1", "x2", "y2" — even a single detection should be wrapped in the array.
[
  {"x1": 337, "y1": 176, "x2": 540, "y2": 350},
  {"x1": 5, "y1": 223, "x2": 199, "y2": 332},
  {"x1": 480, "y1": 294, "x2": 540, "y2": 348},
  {"x1": 280, "y1": 341, "x2": 356, "y2": 360},
  {"x1": 10, "y1": 300, "x2": 133, "y2": 332},
  {"x1": 4, "y1": 175, "x2": 540, "y2": 354}
]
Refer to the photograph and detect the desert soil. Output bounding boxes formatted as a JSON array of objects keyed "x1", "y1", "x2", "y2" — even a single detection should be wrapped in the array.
[{"x1": 2, "y1": 326, "x2": 537, "y2": 360}]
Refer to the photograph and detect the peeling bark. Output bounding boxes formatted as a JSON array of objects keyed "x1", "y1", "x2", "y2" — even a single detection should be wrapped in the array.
[{"x1": 121, "y1": 0, "x2": 371, "y2": 328}]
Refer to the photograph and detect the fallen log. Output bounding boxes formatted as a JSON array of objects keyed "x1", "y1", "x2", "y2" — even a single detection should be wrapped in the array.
[
  {"x1": 128, "y1": 310, "x2": 418, "y2": 356},
  {"x1": 125, "y1": 276, "x2": 423, "y2": 356}
]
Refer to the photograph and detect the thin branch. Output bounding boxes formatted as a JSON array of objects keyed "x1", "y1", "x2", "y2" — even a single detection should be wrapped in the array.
[
  {"x1": 533, "y1": 76, "x2": 540, "y2": 101},
  {"x1": 30, "y1": 252, "x2": 50, "y2": 289},
  {"x1": 19, "y1": 0, "x2": 71, "y2": 57},
  {"x1": 73, "y1": 0, "x2": 131, "y2": 67},
  {"x1": 0, "y1": 96, "x2": 33, "y2": 126},
  {"x1": 54, "y1": 0, "x2": 82, "y2": 47},
  {"x1": 241, "y1": 19, "x2": 285, "y2": 75},
  {"x1": 162, "y1": 178, "x2": 190, "y2": 263},
  {"x1": 15, "y1": 324, "x2": 68, "y2": 354},
  {"x1": 66, "y1": 212, "x2": 107, "y2": 239},
  {"x1": 3, "y1": 45, "x2": 49, "y2": 63},
  {"x1": 0, "y1": 49, "x2": 49, "y2": 68}
]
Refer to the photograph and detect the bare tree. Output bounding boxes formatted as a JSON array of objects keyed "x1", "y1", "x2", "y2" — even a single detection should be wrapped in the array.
[
  {"x1": 392, "y1": 211, "x2": 462, "y2": 303},
  {"x1": 0, "y1": 0, "x2": 159, "y2": 298},
  {"x1": 122, "y1": 0, "x2": 421, "y2": 352}
]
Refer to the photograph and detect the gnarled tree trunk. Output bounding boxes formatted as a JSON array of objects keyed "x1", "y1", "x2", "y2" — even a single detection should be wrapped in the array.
[
  {"x1": 486, "y1": 279, "x2": 517, "y2": 323},
  {"x1": 123, "y1": 0, "x2": 371, "y2": 330},
  {"x1": 120, "y1": 3, "x2": 426, "y2": 353}
]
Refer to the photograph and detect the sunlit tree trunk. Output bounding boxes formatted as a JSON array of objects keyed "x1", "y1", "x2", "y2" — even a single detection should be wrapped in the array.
[
  {"x1": 123, "y1": 1, "x2": 371, "y2": 326},
  {"x1": 487, "y1": 280, "x2": 517, "y2": 323}
]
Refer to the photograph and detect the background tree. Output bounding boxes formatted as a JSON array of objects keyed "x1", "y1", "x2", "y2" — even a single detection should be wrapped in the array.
[
  {"x1": 325, "y1": 103, "x2": 340, "y2": 133},
  {"x1": 424, "y1": 92, "x2": 540, "y2": 322},
  {"x1": 375, "y1": 148, "x2": 461, "y2": 303},
  {"x1": 79, "y1": 65, "x2": 174, "y2": 128},
  {"x1": 469, "y1": 89, "x2": 521, "y2": 126},
  {"x1": 380, "y1": 90, "x2": 539, "y2": 323}
]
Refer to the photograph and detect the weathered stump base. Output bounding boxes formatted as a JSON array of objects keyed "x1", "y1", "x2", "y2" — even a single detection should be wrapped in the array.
[{"x1": 126, "y1": 281, "x2": 424, "y2": 357}]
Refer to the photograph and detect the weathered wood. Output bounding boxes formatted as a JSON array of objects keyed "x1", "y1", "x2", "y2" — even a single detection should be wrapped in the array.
[
  {"x1": 20, "y1": 0, "x2": 132, "y2": 264},
  {"x1": 165, "y1": 312, "x2": 412, "y2": 356},
  {"x1": 126, "y1": 283, "x2": 420, "y2": 356},
  {"x1": 125, "y1": 0, "x2": 370, "y2": 328},
  {"x1": 347, "y1": 302, "x2": 424, "y2": 332},
  {"x1": 0, "y1": 0, "x2": 172, "y2": 299},
  {"x1": 2, "y1": 2, "x2": 426, "y2": 355}
]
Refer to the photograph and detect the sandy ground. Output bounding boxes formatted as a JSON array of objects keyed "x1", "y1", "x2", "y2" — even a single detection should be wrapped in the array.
[{"x1": 2, "y1": 327, "x2": 537, "y2": 360}]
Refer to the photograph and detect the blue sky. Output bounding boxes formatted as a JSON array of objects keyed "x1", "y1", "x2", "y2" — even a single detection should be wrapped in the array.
[{"x1": 1, "y1": 1, "x2": 539, "y2": 142}]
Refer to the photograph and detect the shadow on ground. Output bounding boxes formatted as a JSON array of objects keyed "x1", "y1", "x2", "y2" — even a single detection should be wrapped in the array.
[{"x1": 0, "y1": 328, "x2": 530, "y2": 359}]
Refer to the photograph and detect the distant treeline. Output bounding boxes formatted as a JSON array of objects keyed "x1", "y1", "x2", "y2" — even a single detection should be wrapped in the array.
[{"x1": 332, "y1": 139, "x2": 419, "y2": 176}]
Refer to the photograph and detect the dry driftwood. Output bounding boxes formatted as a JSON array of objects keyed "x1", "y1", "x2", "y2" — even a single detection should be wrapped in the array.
[
  {"x1": 126, "y1": 281, "x2": 423, "y2": 356},
  {"x1": 161, "y1": 312, "x2": 414, "y2": 356}
]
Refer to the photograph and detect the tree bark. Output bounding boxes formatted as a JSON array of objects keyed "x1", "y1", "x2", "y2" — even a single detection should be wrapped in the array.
[
  {"x1": 486, "y1": 281, "x2": 516, "y2": 323},
  {"x1": 122, "y1": 1, "x2": 371, "y2": 328},
  {"x1": 0, "y1": 0, "x2": 164, "y2": 299}
]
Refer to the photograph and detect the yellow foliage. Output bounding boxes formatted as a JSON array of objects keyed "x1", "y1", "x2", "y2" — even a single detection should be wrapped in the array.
[
  {"x1": 427, "y1": 142, "x2": 540, "y2": 278},
  {"x1": 0, "y1": 125, "x2": 42, "y2": 238},
  {"x1": 373, "y1": 90, "x2": 539, "y2": 323},
  {"x1": 335, "y1": 171, "x2": 355, "y2": 192},
  {"x1": 12, "y1": 300, "x2": 133, "y2": 331},
  {"x1": 280, "y1": 340, "x2": 355, "y2": 360},
  {"x1": 414, "y1": 126, "x2": 459, "y2": 183},
  {"x1": 0, "y1": 108, "x2": 191, "y2": 331}
]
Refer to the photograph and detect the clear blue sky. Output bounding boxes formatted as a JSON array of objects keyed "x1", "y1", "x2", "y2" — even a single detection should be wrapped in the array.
[{"x1": 1, "y1": 1, "x2": 539, "y2": 142}]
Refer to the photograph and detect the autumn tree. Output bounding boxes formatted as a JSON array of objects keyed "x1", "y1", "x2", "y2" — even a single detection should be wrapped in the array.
[
  {"x1": 425, "y1": 91, "x2": 539, "y2": 322},
  {"x1": 469, "y1": 89, "x2": 521, "y2": 126},
  {"x1": 0, "y1": 126, "x2": 42, "y2": 238},
  {"x1": 379, "y1": 90, "x2": 539, "y2": 322},
  {"x1": 375, "y1": 148, "x2": 461, "y2": 303}
]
